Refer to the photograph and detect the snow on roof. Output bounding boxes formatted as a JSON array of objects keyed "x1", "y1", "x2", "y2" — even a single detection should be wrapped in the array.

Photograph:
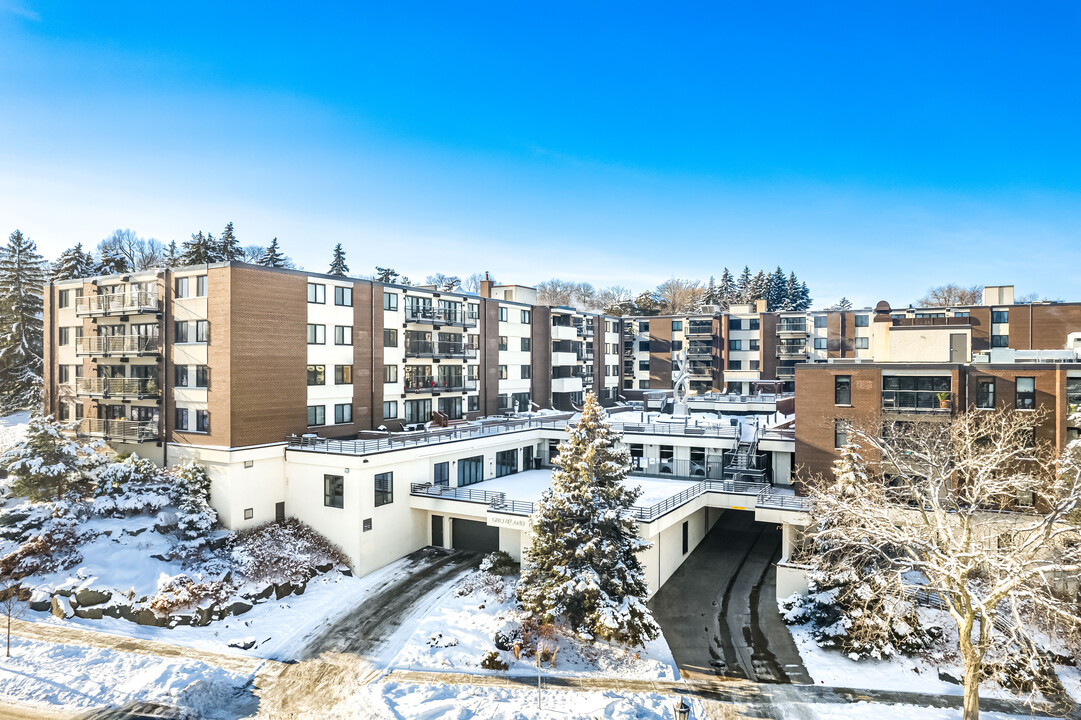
[{"x1": 466, "y1": 469, "x2": 699, "y2": 509}]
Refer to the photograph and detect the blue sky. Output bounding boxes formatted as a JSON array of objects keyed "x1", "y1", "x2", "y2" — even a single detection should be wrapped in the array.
[{"x1": 1, "y1": 1, "x2": 1078, "y2": 308}]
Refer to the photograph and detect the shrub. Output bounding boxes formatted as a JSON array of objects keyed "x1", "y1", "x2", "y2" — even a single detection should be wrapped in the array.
[
  {"x1": 229, "y1": 519, "x2": 349, "y2": 586},
  {"x1": 480, "y1": 650, "x2": 509, "y2": 671},
  {"x1": 480, "y1": 550, "x2": 519, "y2": 576},
  {"x1": 147, "y1": 573, "x2": 237, "y2": 617},
  {"x1": 92, "y1": 454, "x2": 171, "y2": 516},
  {"x1": 0, "y1": 520, "x2": 83, "y2": 579}
]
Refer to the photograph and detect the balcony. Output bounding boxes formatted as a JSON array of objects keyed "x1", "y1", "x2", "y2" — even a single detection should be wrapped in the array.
[
  {"x1": 688, "y1": 363, "x2": 712, "y2": 377},
  {"x1": 776, "y1": 366, "x2": 796, "y2": 379},
  {"x1": 75, "y1": 335, "x2": 161, "y2": 357},
  {"x1": 404, "y1": 378, "x2": 478, "y2": 394},
  {"x1": 686, "y1": 323, "x2": 713, "y2": 336},
  {"x1": 776, "y1": 343, "x2": 808, "y2": 358},
  {"x1": 687, "y1": 344, "x2": 712, "y2": 358},
  {"x1": 881, "y1": 391, "x2": 953, "y2": 414},
  {"x1": 777, "y1": 321, "x2": 808, "y2": 335},
  {"x1": 404, "y1": 306, "x2": 478, "y2": 328},
  {"x1": 76, "y1": 418, "x2": 159, "y2": 443},
  {"x1": 74, "y1": 377, "x2": 160, "y2": 398},
  {"x1": 404, "y1": 341, "x2": 478, "y2": 360},
  {"x1": 76, "y1": 291, "x2": 161, "y2": 317}
]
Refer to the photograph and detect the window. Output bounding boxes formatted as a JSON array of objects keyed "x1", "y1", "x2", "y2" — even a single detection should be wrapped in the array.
[
  {"x1": 976, "y1": 379, "x2": 995, "y2": 409},
  {"x1": 672, "y1": 320, "x2": 682, "y2": 331},
  {"x1": 855, "y1": 315, "x2": 869, "y2": 327},
  {"x1": 835, "y1": 375, "x2": 852, "y2": 405},
  {"x1": 729, "y1": 339, "x2": 742, "y2": 351},
  {"x1": 324, "y1": 475, "x2": 344, "y2": 508},
  {"x1": 307, "y1": 283, "x2": 325, "y2": 304},
  {"x1": 521, "y1": 309, "x2": 531, "y2": 324},
  {"x1": 195, "y1": 275, "x2": 207, "y2": 297},
  {"x1": 496, "y1": 449, "x2": 518, "y2": 477},
  {"x1": 638, "y1": 360, "x2": 649, "y2": 371},
  {"x1": 175, "y1": 408, "x2": 188, "y2": 430},
  {"x1": 307, "y1": 324, "x2": 325, "y2": 344},
  {"x1": 992, "y1": 310, "x2": 1009, "y2": 324},
  {"x1": 383, "y1": 292, "x2": 398, "y2": 311},
  {"x1": 384, "y1": 365, "x2": 398, "y2": 383},
  {"x1": 498, "y1": 307, "x2": 508, "y2": 322},
  {"x1": 748, "y1": 339, "x2": 759, "y2": 351},
  {"x1": 244, "y1": 508, "x2": 254, "y2": 520},
  {"x1": 334, "y1": 286, "x2": 352, "y2": 306},
  {"x1": 175, "y1": 277, "x2": 189, "y2": 298},
  {"x1": 59, "y1": 327, "x2": 71, "y2": 345},
  {"x1": 458, "y1": 455, "x2": 484, "y2": 486},
  {"x1": 729, "y1": 360, "x2": 742, "y2": 370},
  {"x1": 520, "y1": 337, "x2": 531, "y2": 352},
  {"x1": 404, "y1": 398, "x2": 431, "y2": 424},
  {"x1": 496, "y1": 364, "x2": 506, "y2": 380},
  {"x1": 749, "y1": 360, "x2": 760, "y2": 370},
  {"x1": 882, "y1": 376, "x2": 951, "y2": 409},
  {"x1": 334, "y1": 403, "x2": 352, "y2": 424},
  {"x1": 682, "y1": 521, "x2": 689, "y2": 555},
  {"x1": 639, "y1": 340, "x2": 650, "y2": 352},
  {"x1": 814, "y1": 338, "x2": 828, "y2": 350},
  {"x1": 438, "y1": 396, "x2": 462, "y2": 419},
  {"x1": 521, "y1": 365, "x2": 531, "y2": 379},
  {"x1": 195, "y1": 320, "x2": 209, "y2": 343},
  {"x1": 174, "y1": 321, "x2": 189, "y2": 343},
  {"x1": 335, "y1": 365, "x2": 353, "y2": 384},
  {"x1": 175, "y1": 365, "x2": 189, "y2": 387},
  {"x1": 195, "y1": 410, "x2": 209, "y2": 433},
  {"x1": 498, "y1": 336, "x2": 508, "y2": 351},
  {"x1": 834, "y1": 419, "x2": 850, "y2": 448},
  {"x1": 58, "y1": 289, "x2": 71, "y2": 308},
  {"x1": 749, "y1": 319, "x2": 760, "y2": 330},
  {"x1": 468, "y1": 395, "x2": 479, "y2": 412},
  {"x1": 1015, "y1": 377, "x2": 1035, "y2": 410},
  {"x1": 814, "y1": 315, "x2": 827, "y2": 328},
  {"x1": 383, "y1": 328, "x2": 397, "y2": 347},
  {"x1": 672, "y1": 340, "x2": 683, "y2": 351},
  {"x1": 639, "y1": 321, "x2": 649, "y2": 333},
  {"x1": 729, "y1": 318, "x2": 742, "y2": 331},
  {"x1": 856, "y1": 337, "x2": 869, "y2": 349},
  {"x1": 307, "y1": 365, "x2": 325, "y2": 386},
  {"x1": 195, "y1": 365, "x2": 210, "y2": 388},
  {"x1": 992, "y1": 334, "x2": 1009, "y2": 348},
  {"x1": 307, "y1": 405, "x2": 326, "y2": 426},
  {"x1": 383, "y1": 400, "x2": 397, "y2": 418},
  {"x1": 58, "y1": 365, "x2": 71, "y2": 384},
  {"x1": 434, "y1": 462, "x2": 450, "y2": 487},
  {"x1": 335, "y1": 325, "x2": 352, "y2": 345},
  {"x1": 374, "y1": 473, "x2": 393, "y2": 506}
]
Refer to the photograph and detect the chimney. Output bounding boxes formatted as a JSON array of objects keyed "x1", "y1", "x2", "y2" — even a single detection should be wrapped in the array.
[
  {"x1": 755, "y1": 298, "x2": 767, "y2": 313},
  {"x1": 983, "y1": 285, "x2": 1014, "y2": 306},
  {"x1": 479, "y1": 272, "x2": 493, "y2": 299}
]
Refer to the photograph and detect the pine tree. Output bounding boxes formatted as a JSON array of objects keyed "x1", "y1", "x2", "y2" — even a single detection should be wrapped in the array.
[
  {"x1": 1, "y1": 415, "x2": 104, "y2": 501},
  {"x1": 0, "y1": 230, "x2": 47, "y2": 414},
  {"x1": 328, "y1": 243, "x2": 349, "y2": 276},
  {"x1": 217, "y1": 222, "x2": 241, "y2": 261},
  {"x1": 374, "y1": 267, "x2": 400, "y2": 283},
  {"x1": 798, "y1": 281, "x2": 813, "y2": 311},
  {"x1": 518, "y1": 392, "x2": 659, "y2": 646},
  {"x1": 767, "y1": 266, "x2": 787, "y2": 311},
  {"x1": 783, "y1": 272, "x2": 800, "y2": 312},
  {"x1": 50, "y1": 243, "x2": 96, "y2": 281},
  {"x1": 259, "y1": 237, "x2": 287, "y2": 267},
  {"x1": 718, "y1": 268, "x2": 735, "y2": 310},
  {"x1": 750, "y1": 270, "x2": 768, "y2": 304},
  {"x1": 702, "y1": 276, "x2": 719, "y2": 308},
  {"x1": 172, "y1": 459, "x2": 217, "y2": 550},
  {"x1": 735, "y1": 266, "x2": 752, "y2": 303},
  {"x1": 835, "y1": 297, "x2": 853, "y2": 311},
  {"x1": 163, "y1": 240, "x2": 179, "y2": 266},
  {"x1": 95, "y1": 242, "x2": 130, "y2": 275},
  {"x1": 180, "y1": 231, "x2": 215, "y2": 265}
]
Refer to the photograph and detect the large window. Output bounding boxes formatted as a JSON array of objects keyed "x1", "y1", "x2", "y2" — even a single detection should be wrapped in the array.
[
  {"x1": 835, "y1": 375, "x2": 851, "y2": 405},
  {"x1": 498, "y1": 306, "x2": 508, "y2": 322},
  {"x1": 195, "y1": 320, "x2": 210, "y2": 343},
  {"x1": 384, "y1": 328, "x2": 398, "y2": 347},
  {"x1": 307, "y1": 365, "x2": 325, "y2": 385},
  {"x1": 520, "y1": 337, "x2": 531, "y2": 352},
  {"x1": 384, "y1": 365, "x2": 398, "y2": 383},
  {"x1": 834, "y1": 419, "x2": 850, "y2": 449},
  {"x1": 855, "y1": 314, "x2": 869, "y2": 327},
  {"x1": 671, "y1": 320, "x2": 682, "y2": 331},
  {"x1": 324, "y1": 474, "x2": 344, "y2": 508},
  {"x1": 404, "y1": 398, "x2": 431, "y2": 424},
  {"x1": 992, "y1": 334, "x2": 1009, "y2": 348},
  {"x1": 175, "y1": 408, "x2": 188, "y2": 431},
  {"x1": 458, "y1": 455, "x2": 484, "y2": 486},
  {"x1": 196, "y1": 275, "x2": 207, "y2": 297},
  {"x1": 814, "y1": 337, "x2": 828, "y2": 350},
  {"x1": 307, "y1": 283, "x2": 325, "y2": 304},
  {"x1": 195, "y1": 365, "x2": 210, "y2": 388},
  {"x1": 307, "y1": 405, "x2": 325, "y2": 426},
  {"x1": 814, "y1": 315, "x2": 827, "y2": 328},
  {"x1": 976, "y1": 379, "x2": 995, "y2": 409},
  {"x1": 307, "y1": 324, "x2": 325, "y2": 344},
  {"x1": 334, "y1": 286, "x2": 352, "y2": 306},
  {"x1": 498, "y1": 336, "x2": 508, "y2": 351},
  {"x1": 992, "y1": 309, "x2": 1009, "y2": 324},
  {"x1": 1068, "y1": 378, "x2": 1081, "y2": 408},
  {"x1": 521, "y1": 309, "x2": 531, "y2": 324},
  {"x1": 334, "y1": 325, "x2": 352, "y2": 345},
  {"x1": 438, "y1": 396, "x2": 462, "y2": 420},
  {"x1": 728, "y1": 318, "x2": 742, "y2": 331},
  {"x1": 881, "y1": 376, "x2": 951, "y2": 410},
  {"x1": 334, "y1": 403, "x2": 352, "y2": 424},
  {"x1": 174, "y1": 321, "x2": 189, "y2": 343},
  {"x1": 195, "y1": 410, "x2": 209, "y2": 433},
  {"x1": 496, "y1": 449, "x2": 518, "y2": 477},
  {"x1": 729, "y1": 339, "x2": 742, "y2": 351},
  {"x1": 1015, "y1": 377, "x2": 1035, "y2": 410},
  {"x1": 383, "y1": 292, "x2": 398, "y2": 311},
  {"x1": 855, "y1": 337, "x2": 869, "y2": 349},
  {"x1": 383, "y1": 400, "x2": 398, "y2": 419},
  {"x1": 335, "y1": 365, "x2": 352, "y2": 384},
  {"x1": 434, "y1": 462, "x2": 450, "y2": 487},
  {"x1": 175, "y1": 365, "x2": 189, "y2": 387}
]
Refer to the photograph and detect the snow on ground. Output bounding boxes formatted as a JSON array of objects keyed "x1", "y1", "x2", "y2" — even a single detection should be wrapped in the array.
[
  {"x1": 342, "y1": 681, "x2": 698, "y2": 720},
  {"x1": 797, "y1": 704, "x2": 1058, "y2": 720},
  {"x1": 388, "y1": 569, "x2": 679, "y2": 681},
  {"x1": 0, "y1": 636, "x2": 251, "y2": 718},
  {"x1": 467, "y1": 469, "x2": 699, "y2": 510},
  {"x1": 0, "y1": 410, "x2": 29, "y2": 453}
]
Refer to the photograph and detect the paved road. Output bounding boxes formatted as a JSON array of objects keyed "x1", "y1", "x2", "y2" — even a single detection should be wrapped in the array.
[{"x1": 649, "y1": 510, "x2": 811, "y2": 684}]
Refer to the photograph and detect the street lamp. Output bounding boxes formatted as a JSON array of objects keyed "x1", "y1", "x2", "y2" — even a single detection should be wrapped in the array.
[{"x1": 674, "y1": 698, "x2": 691, "y2": 720}]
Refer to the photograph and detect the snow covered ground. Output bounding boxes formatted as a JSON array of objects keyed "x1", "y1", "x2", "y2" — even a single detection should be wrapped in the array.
[{"x1": 464, "y1": 469, "x2": 700, "y2": 510}]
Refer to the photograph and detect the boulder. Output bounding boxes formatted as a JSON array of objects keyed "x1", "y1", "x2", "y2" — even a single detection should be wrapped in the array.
[
  {"x1": 193, "y1": 605, "x2": 215, "y2": 627},
  {"x1": 51, "y1": 595, "x2": 74, "y2": 620},
  {"x1": 938, "y1": 670, "x2": 962, "y2": 685},
  {"x1": 316, "y1": 562, "x2": 333, "y2": 574},
  {"x1": 28, "y1": 590, "x2": 51, "y2": 612},
  {"x1": 74, "y1": 588, "x2": 112, "y2": 607},
  {"x1": 273, "y1": 582, "x2": 294, "y2": 600},
  {"x1": 228, "y1": 637, "x2": 257, "y2": 651},
  {"x1": 74, "y1": 606, "x2": 103, "y2": 620},
  {"x1": 338, "y1": 566, "x2": 353, "y2": 577},
  {"x1": 136, "y1": 609, "x2": 167, "y2": 627},
  {"x1": 293, "y1": 581, "x2": 306, "y2": 596},
  {"x1": 249, "y1": 584, "x2": 274, "y2": 601},
  {"x1": 225, "y1": 600, "x2": 253, "y2": 617}
]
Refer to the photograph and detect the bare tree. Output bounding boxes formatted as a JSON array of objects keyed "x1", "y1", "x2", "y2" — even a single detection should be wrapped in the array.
[
  {"x1": 805, "y1": 409, "x2": 1081, "y2": 720},
  {"x1": 656, "y1": 278, "x2": 703, "y2": 314},
  {"x1": 424, "y1": 273, "x2": 461, "y2": 291},
  {"x1": 97, "y1": 230, "x2": 165, "y2": 270},
  {"x1": 462, "y1": 272, "x2": 498, "y2": 293},
  {"x1": 595, "y1": 286, "x2": 634, "y2": 315},
  {"x1": 918, "y1": 284, "x2": 983, "y2": 307},
  {"x1": 0, "y1": 579, "x2": 25, "y2": 658},
  {"x1": 536, "y1": 279, "x2": 578, "y2": 307},
  {"x1": 132, "y1": 238, "x2": 164, "y2": 270}
]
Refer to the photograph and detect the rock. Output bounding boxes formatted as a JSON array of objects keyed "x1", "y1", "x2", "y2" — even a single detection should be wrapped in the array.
[
  {"x1": 316, "y1": 562, "x2": 333, "y2": 574},
  {"x1": 249, "y1": 584, "x2": 274, "y2": 601},
  {"x1": 172, "y1": 614, "x2": 191, "y2": 627},
  {"x1": 228, "y1": 637, "x2": 257, "y2": 651},
  {"x1": 28, "y1": 589, "x2": 51, "y2": 612},
  {"x1": 51, "y1": 595, "x2": 74, "y2": 620},
  {"x1": 338, "y1": 566, "x2": 352, "y2": 577},
  {"x1": 193, "y1": 605, "x2": 215, "y2": 627},
  {"x1": 74, "y1": 606, "x2": 103, "y2": 620},
  {"x1": 274, "y1": 582, "x2": 294, "y2": 600},
  {"x1": 938, "y1": 670, "x2": 962, "y2": 685},
  {"x1": 226, "y1": 600, "x2": 253, "y2": 617},
  {"x1": 150, "y1": 553, "x2": 171, "y2": 562},
  {"x1": 125, "y1": 526, "x2": 147, "y2": 537},
  {"x1": 136, "y1": 609, "x2": 166, "y2": 627},
  {"x1": 293, "y1": 581, "x2": 306, "y2": 596},
  {"x1": 74, "y1": 588, "x2": 112, "y2": 607}
]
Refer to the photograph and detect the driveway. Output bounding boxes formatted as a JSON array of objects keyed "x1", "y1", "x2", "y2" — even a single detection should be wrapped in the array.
[{"x1": 649, "y1": 510, "x2": 811, "y2": 684}]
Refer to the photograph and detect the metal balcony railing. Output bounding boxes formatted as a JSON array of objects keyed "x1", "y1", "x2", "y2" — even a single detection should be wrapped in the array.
[
  {"x1": 74, "y1": 377, "x2": 160, "y2": 398},
  {"x1": 76, "y1": 418, "x2": 159, "y2": 443},
  {"x1": 686, "y1": 323, "x2": 713, "y2": 336},
  {"x1": 576, "y1": 325, "x2": 595, "y2": 337},
  {"x1": 776, "y1": 344, "x2": 807, "y2": 357},
  {"x1": 75, "y1": 335, "x2": 161, "y2": 356},
  {"x1": 404, "y1": 306, "x2": 478, "y2": 327},
  {"x1": 404, "y1": 341, "x2": 478, "y2": 359},
  {"x1": 882, "y1": 392, "x2": 953, "y2": 413},
  {"x1": 404, "y1": 378, "x2": 478, "y2": 394},
  {"x1": 75, "y1": 291, "x2": 161, "y2": 316},
  {"x1": 777, "y1": 322, "x2": 808, "y2": 334}
]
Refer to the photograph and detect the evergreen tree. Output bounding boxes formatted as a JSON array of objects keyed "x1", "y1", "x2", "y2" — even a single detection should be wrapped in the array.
[
  {"x1": 328, "y1": 243, "x2": 349, "y2": 276},
  {"x1": 798, "y1": 281, "x2": 813, "y2": 311},
  {"x1": 217, "y1": 222, "x2": 241, "y2": 261},
  {"x1": 1, "y1": 415, "x2": 103, "y2": 501},
  {"x1": 0, "y1": 230, "x2": 47, "y2": 414},
  {"x1": 518, "y1": 392, "x2": 659, "y2": 646},
  {"x1": 163, "y1": 240, "x2": 179, "y2": 266},
  {"x1": 767, "y1": 266, "x2": 787, "y2": 311},
  {"x1": 717, "y1": 268, "x2": 736, "y2": 309},
  {"x1": 374, "y1": 267, "x2": 400, "y2": 283},
  {"x1": 735, "y1": 266, "x2": 752, "y2": 303},
  {"x1": 172, "y1": 459, "x2": 217, "y2": 550},
  {"x1": 750, "y1": 270, "x2": 768, "y2": 304},
  {"x1": 180, "y1": 231, "x2": 215, "y2": 265},
  {"x1": 702, "y1": 276, "x2": 719, "y2": 308},
  {"x1": 259, "y1": 237, "x2": 288, "y2": 267},
  {"x1": 50, "y1": 243, "x2": 96, "y2": 281},
  {"x1": 95, "y1": 242, "x2": 130, "y2": 275},
  {"x1": 783, "y1": 272, "x2": 800, "y2": 311},
  {"x1": 835, "y1": 297, "x2": 853, "y2": 311}
]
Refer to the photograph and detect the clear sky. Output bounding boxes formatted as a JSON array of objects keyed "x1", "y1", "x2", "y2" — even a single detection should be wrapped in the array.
[{"x1": 1, "y1": 1, "x2": 1078, "y2": 308}]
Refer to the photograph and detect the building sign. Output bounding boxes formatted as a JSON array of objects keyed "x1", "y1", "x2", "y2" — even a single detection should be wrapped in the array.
[{"x1": 487, "y1": 513, "x2": 530, "y2": 530}]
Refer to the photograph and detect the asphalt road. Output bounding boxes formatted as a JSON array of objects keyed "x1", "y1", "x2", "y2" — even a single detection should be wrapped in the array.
[{"x1": 649, "y1": 509, "x2": 811, "y2": 684}]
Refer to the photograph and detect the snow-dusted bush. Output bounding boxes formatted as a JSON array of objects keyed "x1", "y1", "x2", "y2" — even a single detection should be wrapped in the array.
[
  {"x1": 0, "y1": 519, "x2": 83, "y2": 579},
  {"x1": 92, "y1": 454, "x2": 171, "y2": 516},
  {"x1": 229, "y1": 518, "x2": 349, "y2": 585},
  {"x1": 479, "y1": 550, "x2": 518, "y2": 576},
  {"x1": 170, "y1": 459, "x2": 216, "y2": 554},
  {"x1": 1, "y1": 415, "x2": 103, "y2": 502},
  {"x1": 147, "y1": 573, "x2": 236, "y2": 617}
]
